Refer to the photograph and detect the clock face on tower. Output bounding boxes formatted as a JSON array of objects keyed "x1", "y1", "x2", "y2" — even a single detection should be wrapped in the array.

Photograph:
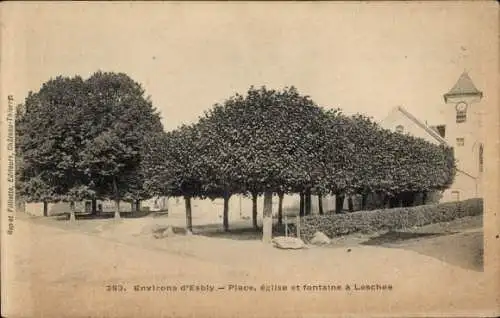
[{"x1": 456, "y1": 102, "x2": 468, "y2": 112}]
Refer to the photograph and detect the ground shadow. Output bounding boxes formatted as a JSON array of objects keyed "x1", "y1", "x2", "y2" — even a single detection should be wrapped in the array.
[
  {"x1": 193, "y1": 221, "x2": 293, "y2": 241},
  {"x1": 52, "y1": 210, "x2": 163, "y2": 221},
  {"x1": 195, "y1": 226, "x2": 263, "y2": 241},
  {"x1": 363, "y1": 230, "x2": 483, "y2": 272},
  {"x1": 361, "y1": 231, "x2": 453, "y2": 246}
]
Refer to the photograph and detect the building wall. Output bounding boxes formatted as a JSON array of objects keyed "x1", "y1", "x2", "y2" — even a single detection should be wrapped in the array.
[
  {"x1": 441, "y1": 171, "x2": 480, "y2": 202},
  {"x1": 24, "y1": 199, "x2": 155, "y2": 216},
  {"x1": 24, "y1": 201, "x2": 87, "y2": 216},
  {"x1": 165, "y1": 194, "x2": 298, "y2": 225},
  {"x1": 164, "y1": 194, "x2": 343, "y2": 225}
]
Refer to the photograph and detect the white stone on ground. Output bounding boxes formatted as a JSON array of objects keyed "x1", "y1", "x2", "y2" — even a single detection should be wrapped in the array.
[
  {"x1": 310, "y1": 231, "x2": 332, "y2": 245},
  {"x1": 271, "y1": 236, "x2": 307, "y2": 249}
]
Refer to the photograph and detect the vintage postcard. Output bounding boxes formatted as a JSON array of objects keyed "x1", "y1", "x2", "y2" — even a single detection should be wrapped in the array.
[{"x1": 1, "y1": 2, "x2": 499, "y2": 317}]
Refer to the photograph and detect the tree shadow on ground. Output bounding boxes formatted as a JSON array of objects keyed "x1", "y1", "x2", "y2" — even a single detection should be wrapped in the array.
[
  {"x1": 195, "y1": 226, "x2": 263, "y2": 241},
  {"x1": 361, "y1": 231, "x2": 452, "y2": 245},
  {"x1": 51, "y1": 210, "x2": 163, "y2": 221},
  {"x1": 363, "y1": 231, "x2": 483, "y2": 272},
  {"x1": 194, "y1": 222, "x2": 295, "y2": 241}
]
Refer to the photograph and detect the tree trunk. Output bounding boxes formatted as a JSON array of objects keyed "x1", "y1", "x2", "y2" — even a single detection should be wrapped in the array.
[
  {"x1": 388, "y1": 196, "x2": 395, "y2": 208},
  {"x1": 113, "y1": 177, "x2": 120, "y2": 219},
  {"x1": 135, "y1": 200, "x2": 141, "y2": 212},
  {"x1": 335, "y1": 195, "x2": 345, "y2": 213},
  {"x1": 361, "y1": 194, "x2": 367, "y2": 210},
  {"x1": 184, "y1": 195, "x2": 192, "y2": 232},
  {"x1": 299, "y1": 192, "x2": 305, "y2": 216},
  {"x1": 422, "y1": 191, "x2": 428, "y2": 205},
  {"x1": 402, "y1": 192, "x2": 414, "y2": 207},
  {"x1": 252, "y1": 192, "x2": 258, "y2": 230},
  {"x1": 384, "y1": 195, "x2": 391, "y2": 208},
  {"x1": 114, "y1": 200, "x2": 121, "y2": 219},
  {"x1": 318, "y1": 194, "x2": 324, "y2": 215},
  {"x1": 278, "y1": 192, "x2": 284, "y2": 225},
  {"x1": 389, "y1": 196, "x2": 400, "y2": 208},
  {"x1": 348, "y1": 196, "x2": 354, "y2": 212},
  {"x1": 43, "y1": 201, "x2": 48, "y2": 217},
  {"x1": 69, "y1": 201, "x2": 76, "y2": 221},
  {"x1": 130, "y1": 202, "x2": 135, "y2": 213},
  {"x1": 262, "y1": 191, "x2": 273, "y2": 243},
  {"x1": 91, "y1": 198, "x2": 97, "y2": 215},
  {"x1": 223, "y1": 193, "x2": 230, "y2": 232},
  {"x1": 304, "y1": 189, "x2": 312, "y2": 216},
  {"x1": 296, "y1": 214, "x2": 301, "y2": 239}
]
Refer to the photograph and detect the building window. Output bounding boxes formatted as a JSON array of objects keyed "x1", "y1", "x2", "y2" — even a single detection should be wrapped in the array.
[
  {"x1": 395, "y1": 125, "x2": 404, "y2": 133},
  {"x1": 479, "y1": 144, "x2": 484, "y2": 172},
  {"x1": 451, "y1": 190, "x2": 460, "y2": 202},
  {"x1": 456, "y1": 138, "x2": 465, "y2": 147},
  {"x1": 435, "y1": 125, "x2": 446, "y2": 138}
]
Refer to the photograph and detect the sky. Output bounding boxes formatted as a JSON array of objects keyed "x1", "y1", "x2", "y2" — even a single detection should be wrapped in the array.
[{"x1": 2, "y1": 2, "x2": 498, "y2": 131}]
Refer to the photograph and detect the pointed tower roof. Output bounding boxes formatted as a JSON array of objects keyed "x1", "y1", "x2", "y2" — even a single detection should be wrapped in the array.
[{"x1": 444, "y1": 71, "x2": 483, "y2": 103}]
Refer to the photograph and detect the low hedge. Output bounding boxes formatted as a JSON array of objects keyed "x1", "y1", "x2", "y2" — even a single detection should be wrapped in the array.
[{"x1": 296, "y1": 198, "x2": 483, "y2": 242}]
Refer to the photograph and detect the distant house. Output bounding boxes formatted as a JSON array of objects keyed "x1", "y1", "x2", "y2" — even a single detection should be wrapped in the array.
[
  {"x1": 380, "y1": 71, "x2": 484, "y2": 202},
  {"x1": 23, "y1": 196, "x2": 169, "y2": 217}
]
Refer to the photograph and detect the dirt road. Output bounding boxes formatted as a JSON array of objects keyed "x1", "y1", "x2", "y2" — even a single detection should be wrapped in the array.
[{"x1": 2, "y1": 217, "x2": 497, "y2": 317}]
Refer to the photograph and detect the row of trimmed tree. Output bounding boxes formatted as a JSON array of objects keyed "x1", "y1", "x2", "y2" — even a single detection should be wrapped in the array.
[
  {"x1": 141, "y1": 86, "x2": 456, "y2": 241},
  {"x1": 16, "y1": 73, "x2": 455, "y2": 242}
]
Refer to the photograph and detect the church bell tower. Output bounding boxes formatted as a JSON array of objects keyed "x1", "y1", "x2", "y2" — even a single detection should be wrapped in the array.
[{"x1": 442, "y1": 71, "x2": 484, "y2": 199}]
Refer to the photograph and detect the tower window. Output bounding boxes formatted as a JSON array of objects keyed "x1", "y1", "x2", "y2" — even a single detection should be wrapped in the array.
[
  {"x1": 395, "y1": 125, "x2": 404, "y2": 133},
  {"x1": 456, "y1": 138, "x2": 465, "y2": 147},
  {"x1": 456, "y1": 111, "x2": 467, "y2": 123},
  {"x1": 456, "y1": 102, "x2": 467, "y2": 123}
]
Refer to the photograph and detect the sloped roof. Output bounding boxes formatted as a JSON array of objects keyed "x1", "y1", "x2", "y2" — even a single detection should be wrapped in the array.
[
  {"x1": 382, "y1": 106, "x2": 478, "y2": 178},
  {"x1": 444, "y1": 72, "x2": 483, "y2": 102},
  {"x1": 457, "y1": 168, "x2": 476, "y2": 180},
  {"x1": 394, "y1": 106, "x2": 449, "y2": 145}
]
